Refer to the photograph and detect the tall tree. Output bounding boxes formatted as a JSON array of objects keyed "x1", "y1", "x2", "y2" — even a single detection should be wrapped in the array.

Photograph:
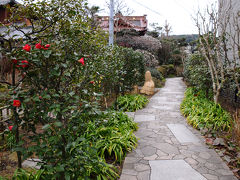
[{"x1": 194, "y1": 1, "x2": 240, "y2": 103}]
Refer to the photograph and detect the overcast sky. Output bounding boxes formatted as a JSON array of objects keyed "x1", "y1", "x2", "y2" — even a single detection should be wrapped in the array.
[{"x1": 87, "y1": 0, "x2": 217, "y2": 35}]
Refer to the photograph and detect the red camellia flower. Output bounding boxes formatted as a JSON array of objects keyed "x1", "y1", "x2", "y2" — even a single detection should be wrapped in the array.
[
  {"x1": 12, "y1": 59, "x2": 18, "y2": 64},
  {"x1": 90, "y1": 81, "x2": 94, "y2": 84},
  {"x1": 35, "y1": 43, "x2": 42, "y2": 49},
  {"x1": 8, "y1": 126, "x2": 13, "y2": 131},
  {"x1": 45, "y1": 44, "x2": 50, "y2": 48},
  {"x1": 21, "y1": 60, "x2": 29, "y2": 68},
  {"x1": 40, "y1": 45, "x2": 48, "y2": 50},
  {"x1": 13, "y1": 99, "x2": 21, "y2": 107},
  {"x1": 23, "y1": 44, "x2": 31, "y2": 52},
  {"x1": 78, "y1": 57, "x2": 85, "y2": 65}
]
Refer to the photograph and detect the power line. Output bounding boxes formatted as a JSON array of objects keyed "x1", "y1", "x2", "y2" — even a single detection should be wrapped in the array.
[
  {"x1": 172, "y1": 0, "x2": 193, "y2": 15},
  {"x1": 130, "y1": 0, "x2": 165, "y2": 18}
]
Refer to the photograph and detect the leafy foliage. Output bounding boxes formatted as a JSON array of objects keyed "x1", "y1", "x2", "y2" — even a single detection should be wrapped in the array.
[
  {"x1": 116, "y1": 33, "x2": 162, "y2": 57},
  {"x1": 157, "y1": 64, "x2": 176, "y2": 78},
  {"x1": 158, "y1": 38, "x2": 186, "y2": 66},
  {"x1": 183, "y1": 53, "x2": 212, "y2": 93},
  {"x1": 0, "y1": 0, "x2": 142, "y2": 178},
  {"x1": 146, "y1": 67, "x2": 164, "y2": 80},
  {"x1": 136, "y1": 49, "x2": 159, "y2": 68},
  {"x1": 119, "y1": 48, "x2": 145, "y2": 90},
  {"x1": 181, "y1": 88, "x2": 232, "y2": 132},
  {"x1": 115, "y1": 94, "x2": 149, "y2": 112},
  {"x1": 85, "y1": 112, "x2": 138, "y2": 163}
]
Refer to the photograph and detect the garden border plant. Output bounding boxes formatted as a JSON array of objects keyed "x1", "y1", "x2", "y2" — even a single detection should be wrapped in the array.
[
  {"x1": 0, "y1": 0, "x2": 144, "y2": 179},
  {"x1": 114, "y1": 94, "x2": 149, "y2": 112},
  {"x1": 181, "y1": 87, "x2": 232, "y2": 132}
]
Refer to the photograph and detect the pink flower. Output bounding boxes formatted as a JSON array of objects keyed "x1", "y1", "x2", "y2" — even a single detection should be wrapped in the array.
[
  {"x1": 8, "y1": 126, "x2": 13, "y2": 131},
  {"x1": 78, "y1": 57, "x2": 85, "y2": 66},
  {"x1": 23, "y1": 44, "x2": 31, "y2": 52},
  {"x1": 90, "y1": 81, "x2": 94, "y2": 84}
]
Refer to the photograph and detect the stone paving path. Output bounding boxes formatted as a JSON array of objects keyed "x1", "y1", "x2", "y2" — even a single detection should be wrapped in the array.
[{"x1": 120, "y1": 77, "x2": 237, "y2": 180}]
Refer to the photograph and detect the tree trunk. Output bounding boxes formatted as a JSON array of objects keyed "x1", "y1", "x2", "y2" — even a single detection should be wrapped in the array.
[
  {"x1": 12, "y1": 64, "x2": 22, "y2": 168},
  {"x1": 214, "y1": 87, "x2": 221, "y2": 104}
]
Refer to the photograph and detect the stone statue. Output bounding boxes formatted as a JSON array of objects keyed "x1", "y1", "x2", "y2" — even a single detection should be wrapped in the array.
[
  {"x1": 132, "y1": 85, "x2": 139, "y2": 94},
  {"x1": 140, "y1": 71, "x2": 155, "y2": 95}
]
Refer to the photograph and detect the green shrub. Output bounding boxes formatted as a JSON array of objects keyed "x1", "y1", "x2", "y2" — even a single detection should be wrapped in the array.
[
  {"x1": 175, "y1": 66, "x2": 183, "y2": 77},
  {"x1": 157, "y1": 64, "x2": 176, "y2": 77},
  {"x1": 115, "y1": 94, "x2": 149, "y2": 112},
  {"x1": 0, "y1": 0, "x2": 141, "y2": 178},
  {"x1": 12, "y1": 169, "x2": 45, "y2": 180},
  {"x1": 99, "y1": 46, "x2": 145, "y2": 96},
  {"x1": 0, "y1": 169, "x2": 45, "y2": 180},
  {"x1": 152, "y1": 77, "x2": 166, "y2": 88},
  {"x1": 146, "y1": 67, "x2": 164, "y2": 80},
  {"x1": 1, "y1": 155, "x2": 118, "y2": 180},
  {"x1": 106, "y1": 111, "x2": 138, "y2": 131},
  {"x1": 181, "y1": 88, "x2": 232, "y2": 132},
  {"x1": 135, "y1": 49, "x2": 159, "y2": 68},
  {"x1": 183, "y1": 53, "x2": 212, "y2": 92},
  {"x1": 121, "y1": 48, "x2": 145, "y2": 90},
  {"x1": 85, "y1": 112, "x2": 138, "y2": 163}
]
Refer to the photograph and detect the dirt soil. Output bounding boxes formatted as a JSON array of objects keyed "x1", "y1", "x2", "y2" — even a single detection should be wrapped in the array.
[{"x1": 0, "y1": 151, "x2": 18, "y2": 178}]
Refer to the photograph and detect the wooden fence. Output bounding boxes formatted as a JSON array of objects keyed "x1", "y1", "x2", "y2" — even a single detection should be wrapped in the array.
[{"x1": 0, "y1": 106, "x2": 11, "y2": 138}]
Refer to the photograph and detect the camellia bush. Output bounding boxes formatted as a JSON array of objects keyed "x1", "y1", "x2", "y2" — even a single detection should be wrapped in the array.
[{"x1": 0, "y1": 0, "x2": 144, "y2": 179}]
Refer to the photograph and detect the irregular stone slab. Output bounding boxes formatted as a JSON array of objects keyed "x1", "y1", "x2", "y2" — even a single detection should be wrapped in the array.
[
  {"x1": 152, "y1": 105, "x2": 176, "y2": 111},
  {"x1": 134, "y1": 163, "x2": 150, "y2": 172},
  {"x1": 137, "y1": 171, "x2": 150, "y2": 180},
  {"x1": 167, "y1": 124, "x2": 199, "y2": 144},
  {"x1": 141, "y1": 146, "x2": 157, "y2": 156},
  {"x1": 120, "y1": 174, "x2": 137, "y2": 180},
  {"x1": 125, "y1": 112, "x2": 135, "y2": 119},
  {"x1": 22, "y1": 158, "x2": 41, "y2": 169},
  {"x1": 134, "y1": 114, "x2": 155, "y2": 122},
  {"x1": 152, "y1": 143, "x2": 179, "y2": 155},
  {"x1": 151, "y1": 97, "x2": 168, "y2": 101},
  {"x1": 149, "y1": 160, "x2": 207, "y2": 180},
  {"x1": 124, "y1": 157, "x2": 141, "y2": 164},
  {"x1": 122, "y1": 169, "x2": 138, "y2": 176}
]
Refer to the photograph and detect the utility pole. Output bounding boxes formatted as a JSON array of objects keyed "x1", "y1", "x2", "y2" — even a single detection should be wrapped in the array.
[{"x1": 109, "y1": 0, "x2": 114, "y2": 46}]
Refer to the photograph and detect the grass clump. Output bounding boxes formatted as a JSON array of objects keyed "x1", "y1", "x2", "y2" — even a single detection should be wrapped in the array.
[
  {"x1": 181, "y1": 88, "x2": 232, "y2": 132},
  {"x1": 115, "y1": 94, "x2": 149, "y2": 112}
]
